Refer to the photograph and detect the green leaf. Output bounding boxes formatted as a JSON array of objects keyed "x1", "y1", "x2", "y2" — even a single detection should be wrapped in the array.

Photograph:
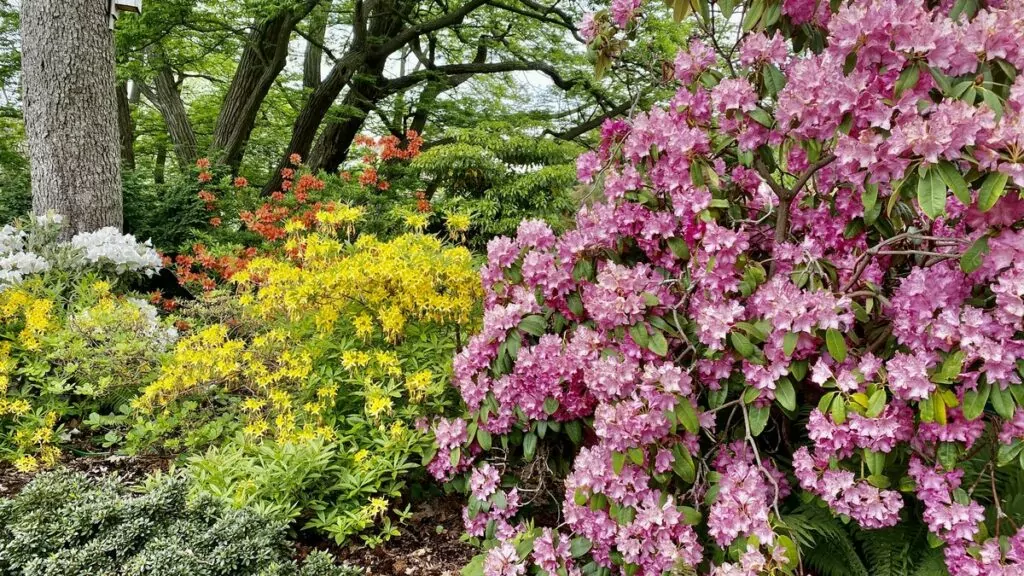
[
  {"x1": 862, "y1": 183, "x2": 878, "y2": 213},
  {"x1": 523, "y1": 432, "x2": 538, "y2": 460},
  {"x1": 675, "y1": 399, "x2": 700, "y2": 434},
  {"x1": 680, "y1": 506, "x2": 702, "y2": 525},
  {"x1": 672, "y1": 445, "x2": 696, "y2": 483},
  {"x1": 981, "y1": 87, "x2": 1004, "y2": 120},
  {"x1": 936, "y1": 160, "x2": 971, "y2": 205},
  {"x1": 916, "y1": 166, "x2": 948, "y2": 219},
  {"x1": 461, "y1": 554, "x2": 486, "y2": 576},
  {"x1": 825, "y1": 329, "x2": 848, "y2": 363},
  {"x1": 649, "y1": 329, "x2": 669, "y2": 357},
  {"x1": 997, "y1": 440, "x2": 1024, "y2": 467},
  {"x1": 543, "y1": 397, "x2": 559, "y2": 415},
  {"x1": 865, "y1": 389, "x2": 887, "y2": 418},
  {"x1": 570, "y1": 537, "x2": 593, "y2": 558},
  {"x1": 990, "y1": 384, "x2": 1016, "y2": 420},
  {"x1": 672, "y1": 0, "x2": 691, "y2": 22},
  {"x1": 763, "y1": 64, "x2": 787, "y2": 97},
  {"x1": 831, "y1": 396, "x2": 848, "y2": 425},
  {"x1": 782, "y1": 332, "x2": 799, "y2": 357},
  {"x1": 730, "y1": 332, "x2": 756, "y2": 359},
  {"x1": 748, "y1": 405, "x2": 770, "y2": 436},
  {"x1": 566, "y1": 420, "x2": 583, "y2": 444},
  {"x1": 667, "y1": 237, "x2": 690, "y2": 260},
  {"x1": 629, "y1": 323, "x2": 650, "y2": 348},
  {"x1": 477, "y1": 429, "x2": 492, "y2": 451},
  {"x1": 962, "y1": 382, "x2": 991, "y2": 420},
  {"x1": 775, "y1": 378, "x2": 797, "y2": 411},
  {"x1": 960, "y1": 235, "x2": 990, "y2": 274},
  {"x1": 742, "y1": 0, "x2": 765, "y2": 31},
  {"x1": 628, "y1": 447, "x2": 645, "y2": 466},
  {"x1": 612, "y1": 451, "x2": 626, "y2": 475},
  {"x1": 978, "y1": 172, "x2": 1009, "y2": 212},
  {"x1": 894, "y1": 63, "x2": 921, "y2": 98},
  {"x1": 518, "y1": 315, "x2": 547, "y2": 337}
]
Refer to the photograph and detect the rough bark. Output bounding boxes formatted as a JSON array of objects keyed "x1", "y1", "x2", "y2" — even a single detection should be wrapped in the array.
[
  {"x1": 210, "y1": 3, "x2": 319, "y2": 170},
  {"x1": 154, "y1": 143, "x2": 167, "y2": 184},
  {"x1": 117, "y1": 82, "x2": 136, "y2": 171},
  {"x1": 142, "y1": 67, "x2": 199, "y2": 169},
  {"x1": 307, "y1": 74, "x2": 380, "y2": 174},
  {"x1": 21, "y1": 0, "x2": 123, "y2": 234},
  {"x1": 303, "y1": 5, "x2": 328, "y2": 91}
]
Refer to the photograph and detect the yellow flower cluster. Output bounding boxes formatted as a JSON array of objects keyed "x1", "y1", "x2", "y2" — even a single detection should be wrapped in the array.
[
  {"x1": 0, "y1": 288, "x2": 54, "y2": 352},
  {"x1": 237, "y1": 233, "x2": 481, "y2": 343}
]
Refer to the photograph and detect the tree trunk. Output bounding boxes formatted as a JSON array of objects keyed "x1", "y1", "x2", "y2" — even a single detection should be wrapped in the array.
[
  {"x1": 154, "y1": 143, "x2": 167, "y2": 184},
  {"x1": 21, "y1": 0, "x2": 123, "y2": 233},
  {"x1": 210, "y1": 4, "x2": 317, "y2": 170},
  {"x1": 307, "y1": 88, "x2": 375, "y2": 173},
  {"x1": 143, "y1": 67, "x2": 199, "y2": 169},
  {"x1": 303, "y1": 5, "x2": 328, "y2": 91},
  {"x1": 117, "y1": 82, "x2": 136, "y2": 171}
]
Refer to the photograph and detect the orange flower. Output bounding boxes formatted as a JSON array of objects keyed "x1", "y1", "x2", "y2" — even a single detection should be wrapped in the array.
[
  {"x1": 196, "y1": 158, "x2": 211, "y2": 170},
  {"x1": 198, "y1": 171, "x2": 213, "y2": 183},
  {"x1": 210, "y1": 217, "x2": 222, "y2": 227},
  {"x1": 234, "y1": 176, "x2": 248, "y2": 188},
  {"x1": 280, "y1": 168, "x2": 295, "y2": 180},
  {"x1": 289, "y1": 153, "x2": 302, "y2": 165}
]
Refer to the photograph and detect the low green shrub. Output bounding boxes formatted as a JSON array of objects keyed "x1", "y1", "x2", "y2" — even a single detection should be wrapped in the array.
[{"x1": 0, "y1": 469, "x2": 360, "y2": 576}]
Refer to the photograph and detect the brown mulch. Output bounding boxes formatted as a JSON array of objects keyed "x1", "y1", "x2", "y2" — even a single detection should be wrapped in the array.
[
  {"x1": 298, "y1": 494, "x2": 477, "y2": 576},
  {"x1": 0, "y1": 452, "x2": 173, "y2": 498}
]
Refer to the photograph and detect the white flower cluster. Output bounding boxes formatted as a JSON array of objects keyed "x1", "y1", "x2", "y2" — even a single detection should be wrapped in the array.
[
  {"x1": 0, "y1": 225, "x2": 50, "y2": 290},
  {"x1": 70, "y1": 227, "x2": 163, "y2": 277},
  {"x1": 127, "y1": 297, "x2": 179, "y2": 349}
]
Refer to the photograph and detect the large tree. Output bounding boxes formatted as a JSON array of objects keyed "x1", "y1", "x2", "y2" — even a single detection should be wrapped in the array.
[{"x1": 21, "y1": 0, "x2": 122, "y2": 233}]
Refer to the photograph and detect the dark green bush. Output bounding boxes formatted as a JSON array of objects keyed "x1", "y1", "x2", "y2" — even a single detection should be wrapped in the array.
[{"x1": 0, "y1": 470, "x2": 360, "y2": 576}]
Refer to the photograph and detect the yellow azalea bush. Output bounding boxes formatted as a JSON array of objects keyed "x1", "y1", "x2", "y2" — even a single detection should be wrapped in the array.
[
  {"x1": 0, "y1": 277, "x2": 177, "y2": 471},
  {"x1": 131, "y1": 211, "x2": 482, "y2": 545}
]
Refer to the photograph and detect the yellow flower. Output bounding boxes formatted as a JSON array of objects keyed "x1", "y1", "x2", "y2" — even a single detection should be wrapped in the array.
[
  {"x1": 403, "y1": 213, "x2": 429, "y2": 232},
  {"x1": 353, "y1": 314, "x2": 374, "y2": 340},
  {"x1": 365, "y1": 389, "x2": 393, "y2": 419},
  {"x1": 405, "y1": 370, "x2": 433, "y2": 402},
  {"x1": 341, "y1": 350, "x2": 370, "y2": 370},
  {"x1": 13, "y1": 454, "x2": 38, "y2": 473},
  {"x1": 284, "y1": 219, "x2": 307, "y2": 234}
]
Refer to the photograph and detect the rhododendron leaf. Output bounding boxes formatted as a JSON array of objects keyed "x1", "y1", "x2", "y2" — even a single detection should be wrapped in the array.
[
  {"x1": 518, "y1": 314, "x2": 547, "y2": 337},
  {"x1": 978, "y1": 171, "x2": 1009, "y2": 212},
  {"x1": 666, "y1": 237, "x2": 690, "y2": 260},
  {"x1": 962, "y1": 382, "x2": 991, "y2": 420},
  {"x1": 680, "y1": 506, "x2": 702, "y2": 525},
  {"x1": 862, "y1": 182, "x2": 878, "y2": 214},
  {"x1": 748, "y1": 107, "x2": 773, "y2": 128},
  {"x1": 782, "y1": 332, "x2": 799, "y2": 357},
  {"x1": 730, "y1": 332, "x2": 756, "y2": 359},
  {"x1": 894, "y1": 63, "x2": 921, "y2": 99},
  {"x1": 825, "y1": 329, "x2": 847, "y2": 363},
  {"x1": 742, "y1": 0, "x2": 764, "y2": 32},
  {"x1": 491, "y1": 490, "x2": 507, "y2": 510},
  {"x1": 748, "y1": 405, "x2": 770, "y2": 436},
  {"x1": 934, "y1": 352, "x2": 966, "y2": 385},
  {"x1": 933, "y1": 393, "x2": 948, "y2": 425},
  {"x1": 761, "y1": 1, "x2": 780, "y2": 26},
  {"x1": 980, "y1": 87, "x2": 1004, "y2": 120},
  {"x1": 937, "y1": 160, "x2": 971, "y2": 205},
  {"x1": 864, "y1": 450, "x2": 886, "y2": 476},
  {"x1": 649, "y1": 329, "x2": 669, "y2": 357},
  {"x1": 641, "y1": 292, "x2": 660, "y2": 307},
  {"x1": 936, "y1": 443, "x2": 957, "y2": 472},
  {"x1": 571, "y1": 259, "x2": 592, "y2": 282},
  {"x1": 628, "y1": 447, "x2": 644, "y2": 466},
  {"x1": 461, "y1": 553, "x2": 485, "y2": 576},
  {"x1": 566, "y1": 292, "x2": 584, "y2": 316},
  {"x1": 523, "y1": 432, "x2": 537, "y2": 461},
  {"x1": 997, "y1": 441, "x2": 1024, "y2": 467},
  {"x1": 830, "y1": 397, "x2": 847, "y2": 425},
  {"x1": 866, "y1": 389, "x2": 887, "y2": 418},
  {"x1": 505, "y1": 330, "x2": 522, "y2": 358},
  {"x1": 763, "y1": 64, "x2": 786, "y2": 97},
  {"x1": 916, "y1": 167, "x2": 947, "y2": 220},
  {"x1": 1010, "y1": 384, "x2": 1024, "y2": 407},
  {"x1": 818, "y1": 391, "x2": 837, "y2": 414},
  {"x1": 743, "y1": 385, "x2": 762, "y2": 404},
  {"x1": 671, "y1": 0, "x2": 689, "y2": 23},
  {"x1": 612, "y1": 451, "x2": 626, "y2": 475},
  {"x1": 565, "y1": 420, "x2": 582, "y2": 444},
  {"x1": 960, "y1": 234, "x2": 990, "y2": 275},
  {"x1": 708, "y1": 384, "x2": 730, "y2": 409},
  {"x1": 929, "y1": 66, "x2": 954, "y2": 96},
  {"x1": 537, "y1": 421, "x2": 548, "y2": 438},
  {"x1": 590, "y1": 493, "x2": 608, "y2": 511},
  {"x1": 450, "y1": 446, "x2": 461, "y2": 467},
  {"x1": 543, "y1": 397, "x2": 559, "y2": 415},
  {"x1": 790, "y1": 360, "x2": 808, "y2": 382},
  {"x1": 990, "y1": 384, "x2": 1016, "y2": 420},
  {"x1": 867, "y1": 474, "x2": 891, "y2": 489},
  {"x1": 476, "y1": 428, "x2": 492, "y2": 451},
  {"x1": 775, "y1": 378, "x2": 797, "y2": 411},
  {"x1": 675, "y1": 400, "x2": 700, "y2": 434},
  {"x1": 672, "y1": 445, "x2": 696, "y2": 482},
  {"x1": 574, "y1": 488, "x2": 588, "y2": 506}
]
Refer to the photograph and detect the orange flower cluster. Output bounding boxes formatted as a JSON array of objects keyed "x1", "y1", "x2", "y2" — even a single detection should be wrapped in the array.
[
  {"x1": 174, "y1": 244, "x2": 257, "y2": 292},
  {"x1": 350, "y1": 130, "x2": 424, "y2": 191},
  {"x1": 415, "y1": 191, "x2": 431, "y2": 213}
]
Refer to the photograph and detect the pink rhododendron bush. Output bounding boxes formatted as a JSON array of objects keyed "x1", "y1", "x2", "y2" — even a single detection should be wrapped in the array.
[{"x1": 430, "y1": 1, "x2": 1024, "y2": 575}]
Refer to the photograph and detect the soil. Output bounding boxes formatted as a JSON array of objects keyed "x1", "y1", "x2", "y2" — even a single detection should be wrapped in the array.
[
  {"x1": 0, "y1": 452, "x2": 172, "y2": 498},
  {"x1": 298, "y1": 494, "x2": 477, "y2": 576}
]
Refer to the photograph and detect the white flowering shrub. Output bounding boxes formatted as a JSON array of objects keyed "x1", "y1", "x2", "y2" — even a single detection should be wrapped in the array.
[{"x1": 70, "y1": 227, "x2": 163, "y2": 276}]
